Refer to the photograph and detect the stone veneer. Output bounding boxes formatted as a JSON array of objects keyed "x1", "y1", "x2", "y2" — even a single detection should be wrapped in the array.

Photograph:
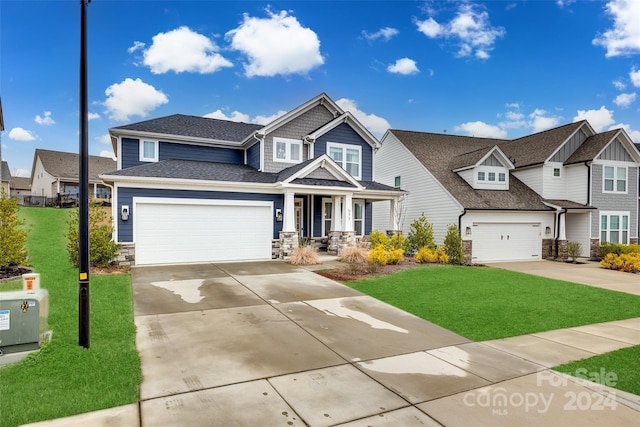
[
  {"x1": 462, "y1": 240, "x2": 472, "y2": 265},
  {"x1": 113, "y1": 243, "x2": 135, "y2": 266},
  {"x1": 589, "y1": 238, "x2": 600, "y2": 260},
  {"x1": 278, "y1": 231, "x2": 299, "y2": 259},
  {"x1": 555, "y1": 239, "x2": 568, "y2": 261},
  {"x1": 542, "y1": 239, "x2": 554, "y2": 259},
  {"x1": 328, "y1": 231, "x2": 357, "y2": 256}
]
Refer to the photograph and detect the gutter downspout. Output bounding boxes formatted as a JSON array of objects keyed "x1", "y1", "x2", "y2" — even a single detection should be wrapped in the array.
[
  {"x1": 584, "y1": 161, "x2": 591, "y2": 205},
  {"x1": 555, "y1": 208, "x2": 567, "y2": 258},
  {"x1": 458, "y1": 208, "x2": 467, "y2": 236}
]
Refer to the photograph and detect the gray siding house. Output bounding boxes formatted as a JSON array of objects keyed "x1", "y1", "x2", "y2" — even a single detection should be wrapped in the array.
[
  {"x1": 103, "y1": 93, "x2": 403, "y2": 266},
  {"x1": 373, "y1": 121, "x2": 640, "y2": 263}
]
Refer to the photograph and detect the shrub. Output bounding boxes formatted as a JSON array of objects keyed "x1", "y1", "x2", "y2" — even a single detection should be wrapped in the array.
[
  {"x1": 289, "y1": 244, "x2": 320, "y2": 265},
  {"x1": 389, "y1": 233, "x2": 406, "y2": 250},
  {"x1": 566, "y1": 241, "x2": 582, "y2": 262},
  {"x1": 415, "y1": 246, "x2": 449, "y2": 264},
  {"x1": 406, "y1": 213, "x2": 435, "y2": 254},
  {"x1": 368, "y1": 244, "x2": 390, "y2": 266},
  {"x1": 600, "y1": 252, "x2": 640, "y2": 273},
  {"x1": 67, "y1": 203, "x2": 121, "y2": 268},
  {"x1": 339, "y1": 245, "x2": 370, "y2": 274},
  {"x1": 443, "y1": 224, "x2": 464, "y2": 265},
  {"x1": 597, "y1": 242, "x2": 640, "y2": 259},
  {"x1": 386, "y1": 248, "x2": 405, "y2": 265},
  {"x1": 368, "y1": 230, "x2": 390, "y2": 249},
  {"x1": 0, "y1": 188, "x2": 28, "y2": 267}
]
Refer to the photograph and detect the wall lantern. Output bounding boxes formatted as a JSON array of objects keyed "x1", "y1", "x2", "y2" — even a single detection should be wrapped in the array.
[
  {"x1": 465, "y1": 226, "x2": 472, "y2": 235},
  {"x1": 545, "y1": 226, "x2": 551, "y2": 235},
  {"x1": 275, "y1": 209, "x2": 283, "y2": 222}
]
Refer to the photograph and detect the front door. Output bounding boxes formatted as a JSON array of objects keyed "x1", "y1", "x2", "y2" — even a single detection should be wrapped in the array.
[{"x1": 294, "y1": 197, "x2": 304, "y2": 236}]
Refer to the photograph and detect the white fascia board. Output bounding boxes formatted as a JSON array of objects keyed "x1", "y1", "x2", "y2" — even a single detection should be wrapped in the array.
[
  {"x1": 305, "y1": 112, "x2": 380, "y2": 149},
  {"x1": 594, "y1": 129, "x2": 640, "y2": 164},
  {"x1": 282, "y1": 154, "x2": 363, "y2": 188},
  {"x1": 103, "y1": 175, "x2": 278, "y2": 193},
  {"x1": 109, "y1": 128, "x2": 243, "y2": 149},
  {"x1": 482, "y1": 146, "x2": 515, "y2": 169},
  {"x1": 546, "y1": 121, "x2": 594, "y2": 163}
]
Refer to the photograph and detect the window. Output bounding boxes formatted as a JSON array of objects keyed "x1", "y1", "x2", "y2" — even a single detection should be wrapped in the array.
[
  {"x1": 603, "y1": 166, "x2": 627, "y2": 193},
  {"x1": 600, "y1": 212, "x2": 629, "y2": 244},
  {"x1": 553, "y1": 168, "x2": 560, "y2": 177},
  {"x1": 354, "y1": 202, "x2": 364, "y2": 236},
  {"x1": 394, "y1": 176, "x2": 401, "y2": 188},
  {"x1": 477, "y1": 171, "x2": 485, "y2": 181},
  {"x1": 488, "y1": 172, "x2": 496, "y2": 182},
  {"x1": 327, "y1": 142, "x2": 362, "y2": 179},
  {"x1": 139, "y1": 140, "x2": 158, "y2": 162},
  {"x1": 498, "y1": 173, "x2": 506, "y2": 182},
  {"x1": 273, "y1": 138, "x2": 302, "y2": 163},
  {"x1": 323, "y1": 201, "x2": 333, "y2": 236}
]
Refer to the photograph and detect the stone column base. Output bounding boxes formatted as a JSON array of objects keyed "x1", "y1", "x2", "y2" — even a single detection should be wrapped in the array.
[
  {"x1": 462, "y1": 240, "x2": 472, "y2": 265},
  {"x1": 113, "y1": 243, "x2": 135, "y2": 266},
  {"x1": 327, "y1": 231, "x2": 356, "y2": 256},
  {"x1": 278, "y1": 231, "x2": 299, "y2": 259},
  {"x1": 589, "y1": 238, "x2": 600, "y2": 260},
  {"x1": 542, "y1": 238, "x2": 554, "y2": 259},
  {"x1": 556, "y1": 239, "x2": 568, "y2": 261}
]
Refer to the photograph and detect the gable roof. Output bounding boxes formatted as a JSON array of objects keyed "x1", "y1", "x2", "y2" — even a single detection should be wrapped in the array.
[
  {"x1": 31, "y1": 149, "x2": 117, "y2": 183},
  {"x1": 564, "y1": 129, "x2": 621, "y2": 165},
  {"x1": 304, "y1": 111, "x2": 380, "y2": 149},
  {"x1": 110, "y1": 114, "x2": 263, "y2": 145},
  {"x1": 389, "y1": 130, "x2": 553, "y2": 211},
  {"x1": 499, "y1": 121, "x2": 590, "y2": 168},
  {"x1": 1, "y1": 161, "x2": 11, "y2": 181},
  {"x1": 450, "y1": 145, "x2": 514, "y2": 171},
  {"x1": 10, "y1": 176, "x2": 31, "y2": 191}
]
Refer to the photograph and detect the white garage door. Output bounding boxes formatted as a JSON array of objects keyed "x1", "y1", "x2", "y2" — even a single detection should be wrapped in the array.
[
  {"x1": 134, "y1": 198, "x2": 273, "y2": 265},
  {"x1": 472, "y1": 223, "x2": 541, "y2": 262}
]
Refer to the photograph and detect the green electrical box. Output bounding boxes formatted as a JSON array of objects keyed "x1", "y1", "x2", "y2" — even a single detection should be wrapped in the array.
[{"x1": 0, "y1": 290, "x2": 49, "y2": 354}]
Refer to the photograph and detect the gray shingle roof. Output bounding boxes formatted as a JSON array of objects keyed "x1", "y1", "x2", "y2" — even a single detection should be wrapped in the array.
[
  {"x1": 10, "y1": 176, "x2": 31, "y2": 190},
  {"x1": 389, "y1": 130, "x2": 553, "y2": 211},
  {"x1": 1, "y1": 161, "x2": 10, "y2": 181},
  {"x1": 544, "y1": 199, "x2": 595, "y2": 209},
  {"x1": 564, "y1": 129, "x2": 620, "y2": 165},
  {"x1": 111, "y1": 114, "x2": 263, "y2": 143},
  {"x1": 34, "y1": 149, "x2": 116, "y2": 182}
]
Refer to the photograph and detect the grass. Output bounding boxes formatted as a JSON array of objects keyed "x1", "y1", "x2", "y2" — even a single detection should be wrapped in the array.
[
  {"x1": 554, "y1": 345, "x2": 640, "y2": 396},
  {"x1": 0, "y1": 207, "x2": 141, "y2": 427},
  {"x1": 346, "y1": 264, "x2": 640, "y2": 342}
]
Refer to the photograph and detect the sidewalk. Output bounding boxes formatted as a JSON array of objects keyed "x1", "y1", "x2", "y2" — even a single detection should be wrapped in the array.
[{"x1": 23, "y1": 260, "x2": 640, "y2": 426}]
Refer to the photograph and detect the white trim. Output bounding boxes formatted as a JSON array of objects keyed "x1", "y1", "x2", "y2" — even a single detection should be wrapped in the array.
[
  {"x1": 272, "y1": 137, "x2": 303, "y2": 164},
  {"x1": 602, "y1": 164, "x2": 628, "y2": 194},
  {"x1": 327, "y1": 142, "x2": 362, "y2": 180},
  {"x1": 599, "y1": 210, "x2": 630, "y2": 244},
  {"x1": 139, "y1": 139, "x2": 158, "y2": 162}
]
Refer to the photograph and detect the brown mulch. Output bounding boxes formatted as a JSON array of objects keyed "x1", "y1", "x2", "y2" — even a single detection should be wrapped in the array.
[
  {"x1": 0, "y1": 265, "x2": 33, "y2": 282},
  {"x1": 315, "y1": 257, "x2": 422, "y2": 282}
]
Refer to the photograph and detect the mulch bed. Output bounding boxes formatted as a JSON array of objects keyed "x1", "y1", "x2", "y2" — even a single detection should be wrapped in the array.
[
  {"x1": 0, "y1": 265, "x2": 33, "y2": 282},
  {"x1": 315, "y1": 257, "x2": 423, "y2": 282}
]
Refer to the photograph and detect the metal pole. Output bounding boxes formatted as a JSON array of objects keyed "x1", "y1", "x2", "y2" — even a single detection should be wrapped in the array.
[{"x1": 79, "y1": 0, "x2": 90, "y2": 348}]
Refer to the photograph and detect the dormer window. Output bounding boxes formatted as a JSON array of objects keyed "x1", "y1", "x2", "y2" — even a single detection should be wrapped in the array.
[
  {"x1": 473, "y1": 166, "x2": 508, "y2": 190},
  {"x1": 478, "y1": 172, "x2": 485, "y2": 181},
  {"x1": 498, "y1": 173, "x2": 506, "y2": 182}
]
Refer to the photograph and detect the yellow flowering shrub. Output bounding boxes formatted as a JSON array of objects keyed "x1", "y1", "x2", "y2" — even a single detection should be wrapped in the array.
[
  {"x1": 415, "y1": 246, "x2": 449, "y2": 264},
  {"x1": 601, "y1": 253, "x2": 640, "y2": 273},
  {"x1": 369, "y1": 244, "x2": 389, "y2": 266}
]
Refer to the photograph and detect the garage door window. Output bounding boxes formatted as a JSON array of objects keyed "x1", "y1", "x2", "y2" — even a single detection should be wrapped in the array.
[{"x1": 600, "y1": 212, "x2": 629, "y2": 244}]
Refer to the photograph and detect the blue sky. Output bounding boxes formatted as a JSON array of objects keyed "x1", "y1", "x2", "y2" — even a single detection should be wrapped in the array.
[{"x1": 2, "y1": 0, "x2": 639, "y2": 177}]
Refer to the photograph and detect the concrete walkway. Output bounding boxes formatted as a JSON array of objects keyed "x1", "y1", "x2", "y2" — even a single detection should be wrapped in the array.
[{"x1": 25, "y1": 260, "x2": 640, "y2": 426}]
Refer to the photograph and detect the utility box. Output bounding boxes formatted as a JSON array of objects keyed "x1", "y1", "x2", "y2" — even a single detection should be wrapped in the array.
[{"x1": 0, "y1": 290, "x2": 49, "y2": 354}]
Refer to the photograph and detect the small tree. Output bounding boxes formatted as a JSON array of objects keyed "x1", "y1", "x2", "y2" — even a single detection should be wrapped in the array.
[
  {"x1": 406, "y1": 213, "x2": 435, "y2": 254},
  {"x1": 443, "y1": 224, "x2": 464, "y2": 265},
  {"x1": 67, "y1": 202, "x2": 121, "y2": 268},
  {"x1": 0, "y1": 188, "x2": 28, "y2": 267},
  {"x1": 567, "y1": 241, "x2": 582, "y2": 262}
]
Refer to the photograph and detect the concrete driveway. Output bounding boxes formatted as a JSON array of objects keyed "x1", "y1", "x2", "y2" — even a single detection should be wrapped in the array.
[{"x1": 485, "y1": 260, "x2": 640, "y2": 296}]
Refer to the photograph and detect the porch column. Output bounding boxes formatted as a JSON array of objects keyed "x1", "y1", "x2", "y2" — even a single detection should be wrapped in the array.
[
  {"x1": 283, "y1": 191, "x2": 296, "y2": 232},
  {"x1": 93, "y1": 183, "x2": 97, "y2": 198},
  {"x1": 558, "y1": 211, "x2": 567, "y2": 240},
  {"x1": 342, "y1": 193, "x2": 353, "y2": 232},
  {"x1": 332, "y1": 195, "x2": 342, "y2": 231},
  {"x1": 389, "y1": 198, "x2": 400, "y2": 231}
]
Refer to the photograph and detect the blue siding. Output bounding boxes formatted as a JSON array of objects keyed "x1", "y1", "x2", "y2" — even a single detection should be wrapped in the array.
[
  {"x1": 121, "y1": 138, "x2": 243, "y2": 169},
  {"x1": 117, "y1": 187, "x2": 283, "y2": 241},
  {"x1": 247, "y1": 142, "x2": 261, "y2": 170},
  {"x1": 313, "y1": 195, "x2": 324, "y2": 237},
  {"x1": 365, "y1": 202, "x2": 372, "y2": 235},
  {"x1": 313, "y1": 123, "x2": 374, "y2": 181}
]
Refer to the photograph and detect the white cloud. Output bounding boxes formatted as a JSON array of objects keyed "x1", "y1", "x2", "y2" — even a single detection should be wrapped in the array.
[
  {"x1": 128, "y1": 41, "x2": 145, "y2": 54},
  {"x1": 362, "y1": 27, "x2": 399, "y2": 41},
  {"x1": 99, "y1": 150, "x2": 116, "y2": 160},
  {"x1": 592, "y1": 0, "x2": 640, "y2": 57},
  {"x1": 336, "y1": 98, "x2": 390, "y2": 139},
  {"x1": 34, "y1": 111, "x2": 55, "y2": 125},
  {"x1": 614, "y1": 123, "x2": 640, "y2": 143},
  {"x1": 8, "y1": 127, "x2": 36, "y2": 141},
  {"x1": 88, "y1": 112, "x2": 100, "y2": 120},
  {"x1": 529, "y1": 109, "x2": 560, "y2": 132},
  {"x1": 556, "y1": 0, "x2": 576, "y2": 8},
  {"x1": 141, "y1": 26, "x2": 233, "y2": 74},
  {"x1": 613, "y1": 92, "x2": 637, "y2": 108},
  {"x1": 612, "y1": 79, "x2": 626, "y2": 90},
  {"x1": 226, "y1": 9, "x2": 324, "y2": 77},
  {"x1": 12, "y1": 168, "x2": 30, "y2": 177},
  {"x1": 252, "y1": 111, "x2": 287, "y2": 125},
  {"x1": 630, "y1": 68, "x2": 640, "y2": 87},
  {"x1": 203, "y1": 109, "x2": 251, "y2": 123},
  {"x1": 96, "y1": 133, "x2": 111, "y2": 144},
  {"x1": 417, "y1": 3, "x2": 505, "y2": 59},
  {"x1": 454, "y1": 121, "x2": 507, "y2": 138},
  {"x1": 505, "y1": 111, "x2": 524, "y2": 121},
  {"x1": 387, "y1": 58, "x2": 419, "y2": 75},
  {"x1": 573, "y1": 106, "x2": 615, "y2": 131},
  {"x1": 104, "y1": 78, "x2": 168, "y2": 122}
]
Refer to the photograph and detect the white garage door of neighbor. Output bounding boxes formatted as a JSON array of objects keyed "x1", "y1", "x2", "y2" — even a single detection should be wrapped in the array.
[
  {"x1": 134, "y1": 199, "x2": 273, "y2": 265},
  {"x1": 472, "y1": 223, "x2": 541, "y2": 262}
]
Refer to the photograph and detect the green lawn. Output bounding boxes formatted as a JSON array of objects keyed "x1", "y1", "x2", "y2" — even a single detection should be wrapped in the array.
[
  {"x1": 0, "y1": 207, "x2": 141, "y2": 427},
  {"x1": 347, "y1": 265, "x2": 640, "y2": 341}
]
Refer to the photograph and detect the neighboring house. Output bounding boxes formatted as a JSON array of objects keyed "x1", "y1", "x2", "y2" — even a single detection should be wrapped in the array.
[
  {"x1": 373, "y1": 121, "x2": 640, "y2": 263},
  {"x1": 30, "y1": 149, "x2": 116, "y2": 204},
  {"x1": 102, "y1": 93, "x2": 403, "y2": 266},
  {"x1": 10, "y1": 176, "x2": 31, "y2": 204},
  {"x1": 0, "y1": 161, "x2": 11, "y2": 196}
]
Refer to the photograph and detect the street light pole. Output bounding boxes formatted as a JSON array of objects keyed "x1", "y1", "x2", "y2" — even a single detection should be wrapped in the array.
[{"x1": 78, "y1": 0, "x2": 91, "y2": 349}]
